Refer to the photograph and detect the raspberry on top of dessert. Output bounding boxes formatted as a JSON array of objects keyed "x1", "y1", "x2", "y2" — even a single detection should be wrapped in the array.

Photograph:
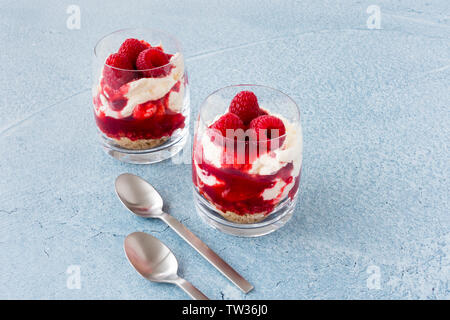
[
  {"x1": 193, "y1": 90, "x2": 302, "y2": 223},
  {"x1": 93, "y1": 38, "x2": 187, "y2": 150}
]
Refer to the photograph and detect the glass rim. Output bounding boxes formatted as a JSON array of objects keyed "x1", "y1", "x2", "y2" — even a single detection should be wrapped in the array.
[
  {"x1": 198, "y1": 84, "x2": 301, "y2": 142},
  {"x1": 93, "y1": 27, "x2": 183, "y2": 72}
]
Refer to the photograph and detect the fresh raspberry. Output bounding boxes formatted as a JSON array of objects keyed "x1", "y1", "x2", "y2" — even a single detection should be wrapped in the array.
[
  {"x1": 118, "y1": 38, "x2": 149, "y2": 66},
  {"x1": 249, "y1": 115, "x2": 286, "y2": 150},
  {"x1": 105, "y1": 53, "x2": 133, "y2": 70},
  {"x1": 209, "y1": 112, "x2": 245, "y2": 137},
  {"x1": 140, "y1": 39, "x2": 152, "y2": 48},
  {"x1": 103, "y1": 53, "x2": 134, "y2": 89},
  {"x1": 136, "y1": 48, "x2": 170, "y2": 77},
  {"x1": 258, "y1": 108, "x2": 268, "y2": 116},
  {"x1": 229, "y1": 91, "x2": 260, "y2": 124},
  {"x1": 132, "y1": 100, "x2": 164, "y2": 120}
]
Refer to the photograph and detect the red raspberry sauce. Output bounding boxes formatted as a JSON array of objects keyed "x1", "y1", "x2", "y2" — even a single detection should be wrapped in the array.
[{"x1": 93, "y1": 80, "x2": 185, "y2": 141}]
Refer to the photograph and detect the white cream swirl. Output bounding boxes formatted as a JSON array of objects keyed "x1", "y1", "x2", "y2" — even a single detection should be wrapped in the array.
[
  {"x1": 197, "y1": 113, "x2": 302, "y2": 202},
  {"x1": 95, "y1": 53, "x2": 185, "y2": 119},
  {"x1": 200, "y1": 114, "x2": 302, "y2": 176}
]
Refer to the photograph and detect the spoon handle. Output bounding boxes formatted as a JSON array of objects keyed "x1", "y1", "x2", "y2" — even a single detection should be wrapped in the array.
[
  {"x1": 160, "y1": 213, "x2": 254, "y2": 293},
  {"x1": 175, "y1": 277, "x2": 209, "y2": 300}
]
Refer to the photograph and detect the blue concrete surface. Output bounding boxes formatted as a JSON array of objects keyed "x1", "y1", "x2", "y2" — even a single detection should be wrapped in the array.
[{"x1": 0, "y1": 0, "x2": 449, "y2": 299}]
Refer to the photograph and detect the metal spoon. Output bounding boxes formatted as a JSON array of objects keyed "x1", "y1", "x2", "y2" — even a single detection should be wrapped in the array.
[
  {"x1": 124, "y1": 231, "x2": 208, "y2": 300},
  {"x1": 115, "y1": 173, "x2": 254, "y2": 293}
]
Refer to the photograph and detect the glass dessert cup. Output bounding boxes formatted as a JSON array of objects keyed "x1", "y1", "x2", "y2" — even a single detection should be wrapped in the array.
[
  {"x1": 92, "y1": 28, "x2": 189, "y2": 164},
  {"x1": 192, "y1": 85, "x2": 303, "y2": 237}
]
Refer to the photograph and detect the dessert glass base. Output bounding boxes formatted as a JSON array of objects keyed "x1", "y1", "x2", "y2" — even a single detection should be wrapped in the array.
[
  {"x1": 193, "y1": 188, "x2": 298, "y2": 237},
  {"x1": 99, "y1": 125, "x2": 188, "y2": 164}
]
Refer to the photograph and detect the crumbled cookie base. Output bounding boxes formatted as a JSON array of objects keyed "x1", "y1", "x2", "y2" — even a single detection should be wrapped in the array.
[
  {"x1": 219, "y1": 210, "x2": 268, "y2": 224},
  {"x1": 114, "y1": 136, "x2": 169, "y2": 150},
  {"x1": 199, "y1": 192, "x2": 270, "y2": 224}
]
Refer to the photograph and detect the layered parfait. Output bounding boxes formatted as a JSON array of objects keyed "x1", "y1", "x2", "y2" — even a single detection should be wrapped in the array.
[
  {"x1": 93, "y1": 38, "x2": 187, "y2": 150},
  {"x1": 193, "y1": 90, "x2": 302, "y2": 224}
]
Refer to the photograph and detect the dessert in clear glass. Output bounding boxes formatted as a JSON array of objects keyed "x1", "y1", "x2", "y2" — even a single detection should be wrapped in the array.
[
  {"x1": 92, "y1": 28, "x2": 189, "y2": 163},
  {"x1": 192, "y1": 85, "x2": 303, "y2": 237}
]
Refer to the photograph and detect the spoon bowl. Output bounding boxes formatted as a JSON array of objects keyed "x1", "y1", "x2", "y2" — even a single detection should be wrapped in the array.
[
  {"x1": 124, "y1": 232, "x2": 208, "y2": 299},
  {"x1": 124, "y1": 232, "x2": 178, "y2": 282},
  {"x1": 115, "y1": 173, "x2": 164, "y2": 217}
]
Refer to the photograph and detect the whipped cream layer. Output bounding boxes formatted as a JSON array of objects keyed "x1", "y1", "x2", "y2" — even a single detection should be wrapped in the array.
[
  {"x1": 95, "y1": 53, "x2": 185, "y2": 119},
  {"x1": 200, "y1": 114, "x2": 302, "y2": 174},
  {"x1": 196, "y1": 112, "x2": 302, "y2": 202}
]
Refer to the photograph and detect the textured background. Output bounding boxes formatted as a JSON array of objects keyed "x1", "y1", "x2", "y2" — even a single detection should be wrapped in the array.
[{"x1": 0, "y1": 0, "x2": 449, "y2": 299}]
